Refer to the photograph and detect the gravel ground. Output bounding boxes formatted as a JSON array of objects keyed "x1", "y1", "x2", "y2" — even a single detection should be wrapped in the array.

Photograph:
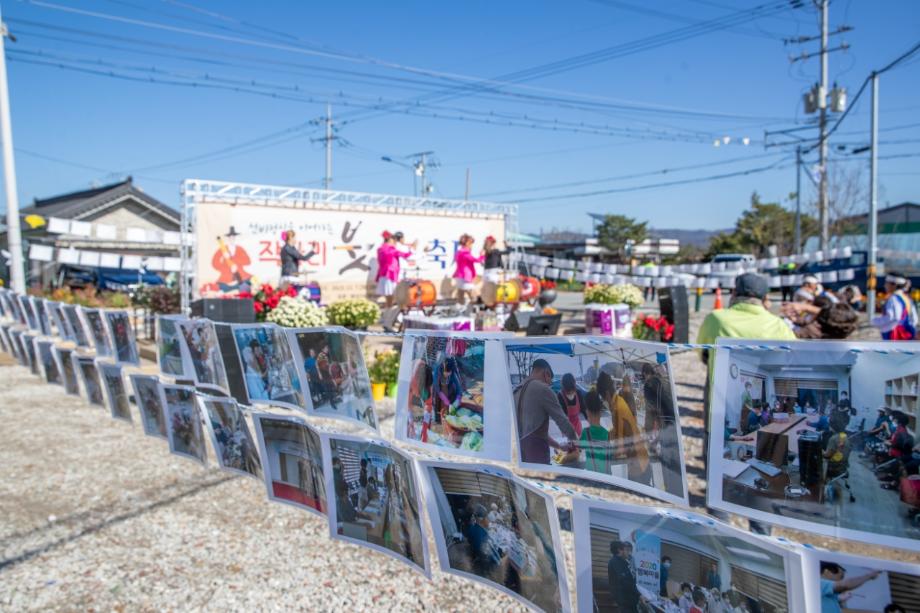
[{"x1": 1, "y1": 304, "x2": 915, "y2": 612}]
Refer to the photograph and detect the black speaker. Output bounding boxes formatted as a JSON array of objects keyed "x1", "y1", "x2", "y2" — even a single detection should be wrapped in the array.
[
  {"x1": 658, "y1": 286, "x2": 689, "y2": 344},
  {"x1": 503, "y1": 311, "x2": 534, "y2": 332},
  {"x1": 526, "y1": 313, "x2": 562, "y2": 336},
  {"x1": 190, "y1": 298, "x2": 255, "y2": 323},
  {"x1": 797, "y1": 431, "x2": 823, "y2": 487}
]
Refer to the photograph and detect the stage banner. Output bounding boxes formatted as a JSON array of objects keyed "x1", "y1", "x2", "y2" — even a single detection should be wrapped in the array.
[{"x1": 194, "y1": 200, "x2": 505, "y2": 301}]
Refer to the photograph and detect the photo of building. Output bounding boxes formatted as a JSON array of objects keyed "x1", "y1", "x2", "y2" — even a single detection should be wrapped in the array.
[{"x1": 253, "y1": 414, "x2": 326, "y2": 516}]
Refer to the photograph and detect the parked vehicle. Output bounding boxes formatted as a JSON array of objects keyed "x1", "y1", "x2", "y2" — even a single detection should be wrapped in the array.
[
  {"x1": 57, "y1": 265, "x2": 165, "y2": 293},
  {"x1": 708, "y1": 253, "x2": 755, "y2": 288}
]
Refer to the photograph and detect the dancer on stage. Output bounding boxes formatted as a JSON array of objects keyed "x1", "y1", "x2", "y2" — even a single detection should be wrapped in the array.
[
  {"x1": 481, "y1": 236, "x2": 507, "y2": 284},
  {"x1": 453, "y1": 233, "x2": 484, "y2": 306},
  {"x1": 279, "y1": 229, "x2": 316, "y2": 286},
  {"x1": 376, "y1": 231, "x2": 415, "y2": 308}
]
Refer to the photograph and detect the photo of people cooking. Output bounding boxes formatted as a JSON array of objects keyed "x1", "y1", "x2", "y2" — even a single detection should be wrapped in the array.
[
  {"x1": 424, "y1": 464, "x2": 566, "y2": 613},
  {"x1": 506, "y1": 338, "x2": 685, "y2": 501},
  {"x1": 233, "y1": 324, "x2": 304, "y2": 409},
  {"x1": 583, "y1": 502, "x2": 794, "y2": 613},
  {"x1": 404, "y1": 334, "x2": 485, "y2": 452},
  {"x1": 328, "y1": 438, "x2": 426, "y2": 572},
  {"x1": 715, "y1": 342, "x2": 920, "y2": 546}
]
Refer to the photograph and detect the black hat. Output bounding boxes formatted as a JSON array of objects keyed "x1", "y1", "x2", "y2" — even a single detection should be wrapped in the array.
[
  {"x1": 392, "y1": 231, "x2": 404, "y2": 241},
  {"x1": 735, "y1": 273, "x2": 769, "y2": 299},
  {"x1": 225, "y1": 226, "x2": 241, "y2": 237}
]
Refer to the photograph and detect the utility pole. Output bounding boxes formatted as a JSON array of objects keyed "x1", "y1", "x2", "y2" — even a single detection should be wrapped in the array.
[
  {"x1": 0, "y1": 7, "x2": 23, "y2": 292},
  {"x1": 818, "y1": 0, "x2": 830, "y2": 254},
  {"x1": 867, "y1": 72, "x2": 879, "y2": 317},
  {"x1": 794, "y1": 147, "x2": 802, "y2": 254},
  {"x1": 464, "y1": 167, "x2": 471, "y2": 201},
  {"x1": 324, "y1": 104, "x2": 332, "y2": 190}
]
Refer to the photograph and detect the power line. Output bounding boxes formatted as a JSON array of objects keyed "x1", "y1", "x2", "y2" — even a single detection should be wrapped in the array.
[{"x1": 502, "y1": 156, "x2": 794, "y2": 205}]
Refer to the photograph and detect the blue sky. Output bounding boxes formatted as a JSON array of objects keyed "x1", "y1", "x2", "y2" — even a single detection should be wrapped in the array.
[{"x1": 4, "y1": 0, "x2": 919, "y2": 234}]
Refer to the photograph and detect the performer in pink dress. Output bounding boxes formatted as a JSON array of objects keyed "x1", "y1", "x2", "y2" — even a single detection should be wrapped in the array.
[
  {"x1": 452, "y1": 234, "x2": 484, "y2": 306},
  {"x1": 375, "y1": 231, "x2": 414, "y2": 309}
]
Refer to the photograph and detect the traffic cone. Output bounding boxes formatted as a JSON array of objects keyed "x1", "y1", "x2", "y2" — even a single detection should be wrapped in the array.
[{"x1": 714, "y1": 287, "x2": 723, "y2": 310}]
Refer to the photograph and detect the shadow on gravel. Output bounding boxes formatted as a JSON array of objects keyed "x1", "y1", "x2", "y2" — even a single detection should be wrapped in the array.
[{"x1": 0, "y1": 474, "x2": 236, "y2": 573}]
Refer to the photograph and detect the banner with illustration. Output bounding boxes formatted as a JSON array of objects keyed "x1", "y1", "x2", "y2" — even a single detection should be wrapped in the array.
[{"x1": 194, "y1": 200, "x2": 505, "y2": 300}]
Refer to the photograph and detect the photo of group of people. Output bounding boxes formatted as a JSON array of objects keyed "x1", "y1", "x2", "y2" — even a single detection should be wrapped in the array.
[
  {"x1": 156, "y1": 315, "x2": 186, "y2": 376},
  {"x1": 573, "y1": 499, "x2": 802, "y2": 613},
  {"x1": 233, "y1": 324, "x2": 304, "y2": 410},
  {"x1": 803, "y1": 548, "x2": 920, "y2": 613},
  {"x1": 74, "y1": 355, "x2": 104, "y2": 406},
  {"x1": 324, "y1": 435, "x2": 427, "y2": 574},
  {"x1": 198, "y1": 395, "x2": 261, "y2": 479},
  {"x1": 291, "y1": 328, "x2": 377, "y2": 429},
  {"x1": 104, "y1": 310, "x2": 139, "y2": 365},
  {"x1": 130, "y1": 374, "x2": 167, "y2": 439},
  {"x1": 99, "y1": 362, "x2": 131, "y2": 422},
  {"x1": 62, "y1": 304, "x2": 90, "y2": 348},
  {"x1": 397, "y1": 332, "x2": 508, "y2": 459},
  {"x1": 503, "y1": 337, "x2": 686, "y2": 504},
  {"x1": 162, "y1": 384, "x2": 208, "y2": 465},
  {"x1": 35, "y1": 338, "x2": 60, "y2": 384},
  {"x1": 710, "y1": 340, "x2": 920, "y2": 551},
  {"x1": 253, "y1": 414, "x2": 327, "y2": 515},
  {"x1": 80, "y1": 308, "x2": 112, "y2": 357},
  {"x1": 421, "y1": 461, "x2": 569, "y2": 613},
  {"x1": 54, "y1": 346, "x2": 79, "y2": 395},
  {"x1": 177, "y1": 319, "x2": 228, "y2": 392}
]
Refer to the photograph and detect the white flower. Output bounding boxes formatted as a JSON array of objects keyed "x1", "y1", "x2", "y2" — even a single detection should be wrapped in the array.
[{"x1": 267, "y1": 296, "x2": 328, "y2": 328}]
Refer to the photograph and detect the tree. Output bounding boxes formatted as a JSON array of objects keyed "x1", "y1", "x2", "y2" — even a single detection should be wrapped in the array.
[
  {"x1": 596, "y1": 214, "x2": 648, "y2": 255},
  {"x1": 704, "y1": 192, "x2": 819, "y2": 259}
]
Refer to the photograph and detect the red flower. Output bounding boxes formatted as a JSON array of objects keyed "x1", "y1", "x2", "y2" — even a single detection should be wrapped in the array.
[
  {"x1": 253, "y1": 302, "x2": 264, "y2": 313},
  {"x1": 238, "y1": 291, "x2": 253, "y2": 299},
  {"x1": 260, "y1": 283, "x2": 274, "y2": 294},
  {"x1": 286, "y1": 285, "x2": 298, "y2": 297},
  {"x1": 267, "y1": 295, "x2": 280, "y2": 309}
]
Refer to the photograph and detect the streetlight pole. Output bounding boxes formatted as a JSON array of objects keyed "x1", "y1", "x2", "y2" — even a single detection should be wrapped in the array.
[
  {"x1": 867, "y1": 72, "x2": 879, "y2": 317},
  {"x1": 795, "y1": 146, "x2": 802, "y2": 254},
  {"x1": 0, "y1": 6, "x2": 24, "y2": 292},
  {"x1": 818, "y1": 0, "x2": 830, "y2": 255},
  {"x1": 323, "y1": 104, "x2": 332, "y2": 190}
]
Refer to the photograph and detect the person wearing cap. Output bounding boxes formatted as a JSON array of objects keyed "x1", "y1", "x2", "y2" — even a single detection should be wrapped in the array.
[
  {"x1": 514, "y1": 359, "x2": 578, "y2": 464},
  {"x1": 872, "y1": 272, "x2": 918, "y2": 340},
  {"x1": 819, "y1": 562, "x2": 881, "y2": 613},
  {"x1": 794, "y1": 275, "x2": 820, "y2": 303},
  {"x1": 375, "y1": 231, "x2": 415, "y2": 308},
  {"x1": 697, "y1": 273, "x2": 794, "y2": 534}
]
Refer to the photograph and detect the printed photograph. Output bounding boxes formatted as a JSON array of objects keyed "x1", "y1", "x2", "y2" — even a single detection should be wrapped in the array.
[
  {"x1": 54, "y1": 346, "x2": 79, "y2": 395},
  {"x1": 398, "y1": 332, "x2": 493, "y2": 456},
  {"x1": 35, "y1": 338, "x2": 60, "y2": 384},
  {"x1": 157, "y1": 315, "x2": 186, "y2": 377},
  {"x1": 99, "y1": 362, "x2": 132, "y2": 422},
  {"x1": 504, "y1": 337, "x2": 686, "y2": 503},
  {"x1": 572, "y1": 499, "x2": 802, "y2": 613},
  {"x1": 0, "y1": 323, "x2": 11, "y2": 354},
  {"x1": 421, "y1": 461, "x2": 569, "y2": 612},
  {"x1": 710, "y1": 340, "x2": 920, "y2": 551},
  {"x1": 233, "y1": 324, "x2": 304, "y2": 409},
  {"x1": 10, "y1": 330, "x2": 30, "y2": 368},
  {"x1": 325, "y1": 436, "x2": 427, "y2": 573},
  {"x1": 31, "y1": 297, "x2": 52, "y2": 336},
  {"x1": 213, "y1": 323, "x2": 250, "y2": 406},
  {"x1": 18, "y1": 294, "x2": 38, "y2": 330},
  {"x1": 804, "y1": 548, "x2": 920, "y2": 613},
  {"x1": 130, "y1": 374, "x2": 167, "y2": 439},
  {"x1": 62, "y1": 304, "x2": 91, "y2": 347},
  {"x1": 177, "y1": 319, "x2": 228, "y2": 391},
  {"x1": 198, "y1": 395, "x2": 261, "y2": 479},
  {"x1": 291, "y1": 328, "x2": 376, "y2": 428},
  {"x1": 22, "y1": 332, "x2": 38, "y2": 373},
  {"x1": 46, "y1": 301, "x2": 70, "y2": 340},
  {"x1": 253, "y1": 414, "x2": 327, "y2": 515},
  {"x1": 81, "y1": 307, "x2": 112, "y2": 357},
  {"x1": 6, "y1": 291, "x2": 25, "y2": 325},
  {"x1": 104, "y1": 310, "x2": 139, "y2": 365},
  {"x1": 74, "y1": 355, "x2": 105, "y2": 406},
  {"x1": 162, "y1": 384, "x2": 208, "y2": 465}
]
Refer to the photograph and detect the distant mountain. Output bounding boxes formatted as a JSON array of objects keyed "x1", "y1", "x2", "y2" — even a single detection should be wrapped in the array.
[{"x1": 650, "y1": 228, "x2": 729, "y2": 248}]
